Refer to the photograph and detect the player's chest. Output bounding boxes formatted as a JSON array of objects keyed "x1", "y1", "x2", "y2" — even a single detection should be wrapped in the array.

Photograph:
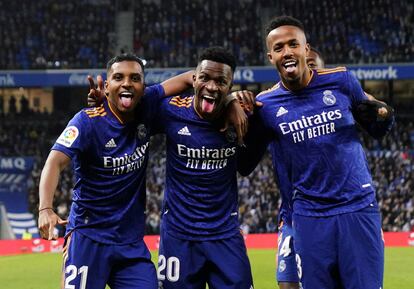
[
  {"x1": 88, "y1": 122, "x2": 151, "y2": 169},
  {"x1": 165, "y1": 117, "x2": 238, "y2": 169},
  {"x1": 262, "y1": 88, "x2": 354, "y2": 143}
]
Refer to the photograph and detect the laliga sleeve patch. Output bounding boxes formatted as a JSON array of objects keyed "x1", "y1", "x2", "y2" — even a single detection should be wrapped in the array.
[{"x1": 56, "y1": 126, "x2": 79, "y2": 147}]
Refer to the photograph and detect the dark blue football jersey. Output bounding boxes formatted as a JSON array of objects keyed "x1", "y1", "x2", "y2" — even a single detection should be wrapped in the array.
[
  {"x1": 52, "y1": 85, "x2": 164, "y2": 244},
  {"x1": 158, "y1": 95, "x2": 240, "y2": 240},
  {"x1": 248, "y1": 68, "x2": 376, "y2": 222}
]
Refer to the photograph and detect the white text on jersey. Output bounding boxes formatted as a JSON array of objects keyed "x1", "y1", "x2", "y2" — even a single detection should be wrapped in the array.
[
  {"x1": 103, "y1": 142, "x2": 149, "y2": 175},
  {"x1": 279, "y1": 109, "x2": 342, "y2": 143}
]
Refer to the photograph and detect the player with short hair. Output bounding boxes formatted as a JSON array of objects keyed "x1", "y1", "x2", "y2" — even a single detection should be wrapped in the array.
[
  {"x1": 156, "y1": 46, "x2": 254, "y2": 289},
  {"x1": 240, "y1": 16, "x2": 394, "y2": 289},
  {"x1": 271, "y1": 44, "x2": 326, "y2": 289},
  {"x1": 271, "y1": 45, "x2": 327, "y2": 289},
  {"x1": 38, "y1": 53, "x2": 194, "y2": 289}
]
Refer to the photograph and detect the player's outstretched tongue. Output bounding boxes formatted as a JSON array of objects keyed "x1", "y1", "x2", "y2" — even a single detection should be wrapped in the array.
[
  {"x1": 202, "y1": 96, "x2": 215, "y2": 113},
  {"x1": 121, "y1": 96, "x2": 132, "y2": 108}
]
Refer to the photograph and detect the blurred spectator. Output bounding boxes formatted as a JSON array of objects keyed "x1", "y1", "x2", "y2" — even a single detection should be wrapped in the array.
[
  {"x1": 8, "y1": 95, "x2": 17, "y2": 115},
  {"x1": 0, "y1": 95, "x2": 3, "y2": 117}
]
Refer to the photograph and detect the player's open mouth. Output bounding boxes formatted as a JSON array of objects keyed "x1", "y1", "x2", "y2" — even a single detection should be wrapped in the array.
[
  {"x1": 201, "y1": 95, "x2": 216, "y2": 113},
  {"x1": 119, "y1": 91, "x2": 133, "y2": 108},
  {"x1": 283, "y1": 60, "x2": 297, "y2": 73}
]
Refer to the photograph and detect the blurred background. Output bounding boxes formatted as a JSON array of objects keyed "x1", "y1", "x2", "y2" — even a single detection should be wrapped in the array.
[{"x1": 0, "y1": 0, "x2": 413, "y2": 240}]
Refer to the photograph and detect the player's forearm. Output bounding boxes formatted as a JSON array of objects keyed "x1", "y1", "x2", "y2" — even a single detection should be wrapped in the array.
[
  {"x1": 354, "y1": 99, "x2": 395, "y2": 139},
  {"x1": 38, "y1": 152, "x2": 69, "y2": 209},
  {"x1": 364, "y1": 113, "x2": 395, "y2": 139},
  {"x1": 161, "y1": 70, "x2": 194, "y2": 96},
  {"x1": 237, "y1": 116, "x2": 269, "y2": 176}
]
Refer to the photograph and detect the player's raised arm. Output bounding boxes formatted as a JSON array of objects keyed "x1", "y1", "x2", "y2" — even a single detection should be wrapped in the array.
[
  {"x1": 38, "y1": 150, "x2": 70, "y2": 240},
  {"x1": 161, "y1": 70, "x2": 194, "y2": 96}
]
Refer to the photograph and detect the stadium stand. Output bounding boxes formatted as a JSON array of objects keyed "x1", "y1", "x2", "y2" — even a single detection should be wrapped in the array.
[
  {"x1": 259, "y1": 0, "x2": 414, "y2": 64},
  {"x1": 0, "y1": 0, "x2": 115, "y2": 69},
  {"x1": 0, "y1": 0, "x2": 412, "y2": 70},
  {"x1": 132, "y1": 0, "x2": 264, "y2": 67}
]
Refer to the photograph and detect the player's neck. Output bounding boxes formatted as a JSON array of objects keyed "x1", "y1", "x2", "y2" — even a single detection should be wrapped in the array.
[
  {"x1": 282, "y1": 68, "x2": 313, "y2": 91},
  {"x1": 107, "y1": 99, "x2": 135, "y2": 124}
]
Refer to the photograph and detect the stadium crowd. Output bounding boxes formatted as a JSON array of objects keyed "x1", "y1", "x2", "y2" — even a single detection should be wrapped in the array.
[
  {"x1": 1, "y1": 0, "x2": 413, "y2": 69},
  {"x1": 132, "y1": 0, "x2": 264, "y2": 68},
  {"x1": 0, "y1": 0, "x2": 115, "y2": 69},
  {"x1": 259, "y1": 0, "x2": 414, "y2": 64},
  {"x1": 0, "y1": 102, "x2": 413, "y2": 235}
]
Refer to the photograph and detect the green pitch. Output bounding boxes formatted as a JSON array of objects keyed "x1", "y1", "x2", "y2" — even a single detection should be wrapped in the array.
[{"x1": 1, "y1": 248, "x2": 413, "y2": 289}]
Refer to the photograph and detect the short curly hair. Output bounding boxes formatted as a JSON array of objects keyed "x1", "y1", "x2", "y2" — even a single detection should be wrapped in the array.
[
  {"x1": 265, "y1": 16, "x2": 305, "y2": 36},
  {"x1": 198, "y1": 46, "x2": 237, "y2": 72},
  {"x1": 106, "y1": 53, "x2": 145, "y2": 73}
]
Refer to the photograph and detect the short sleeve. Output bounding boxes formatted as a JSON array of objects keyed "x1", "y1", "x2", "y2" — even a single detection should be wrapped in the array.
[
  {"x1": 344, "y1": 71, "x2": 368, "y2": 109},
  {"x1": 143, "y1": 84, "x2": 165, "y2": 115},
  {"x1": 52, "y1": 111, "x2": 91, "y2": 159}
]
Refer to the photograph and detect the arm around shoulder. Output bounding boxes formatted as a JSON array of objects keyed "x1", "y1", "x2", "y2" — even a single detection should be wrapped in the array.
[{"x1": 161, "y1": 70, "x2": 194, "y2": 96}]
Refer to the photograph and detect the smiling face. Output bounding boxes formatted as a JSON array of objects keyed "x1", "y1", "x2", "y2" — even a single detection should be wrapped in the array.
[
  {"x1": 105, "y1": 60, "x2": 145, "y2": 120},
  {"x1": 193, "y1": 60, "x2": 233, "y2": 120},
  {"x1": 266, "y1": 25, "x2": 311, "y2": 91}
]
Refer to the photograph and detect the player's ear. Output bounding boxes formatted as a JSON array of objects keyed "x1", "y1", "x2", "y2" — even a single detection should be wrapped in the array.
[
  {"x1": 192, "y1": 73, "x2": 196, "y2": 88},
  {"x1": 305, "y1": 43, "x2": 310, "y2": 56},
  {"x1": 104, "y1": 80, "x2": 109, "y2": 95},
  {"x1": 267, "y1": 51, "x2": 273, "y2": 63}
]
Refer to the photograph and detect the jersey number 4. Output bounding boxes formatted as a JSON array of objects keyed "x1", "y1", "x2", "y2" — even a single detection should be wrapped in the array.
[{"x1": 279, "y1": 235, "x2": 292, "y2": 257}]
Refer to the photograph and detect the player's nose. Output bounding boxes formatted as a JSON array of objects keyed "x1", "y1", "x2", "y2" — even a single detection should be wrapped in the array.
[
  {"x1": 122, "y1": 77, "x2": 133, "y2": 87},
  {"x1": 205, "y1": 80, "x2": 219, "y2": 92}
]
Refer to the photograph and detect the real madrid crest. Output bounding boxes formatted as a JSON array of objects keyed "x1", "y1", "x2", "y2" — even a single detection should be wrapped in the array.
[
  {"x1": 136, "y1": 124, "x2": 147, "y2": 140},
  {"x1": 322, "y1": 90, "x2": 336, "y2": 106}
]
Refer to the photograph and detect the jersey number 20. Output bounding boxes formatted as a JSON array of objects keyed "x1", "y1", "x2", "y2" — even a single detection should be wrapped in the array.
[{"x1": 158, "y1": 255, "x2": 180, "y2": 282}]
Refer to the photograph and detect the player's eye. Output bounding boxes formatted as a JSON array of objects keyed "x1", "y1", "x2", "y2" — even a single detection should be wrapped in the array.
[
  {"x1": 217, "y1": 79, "x2": 227, "y2": 86},
  {"x1": 274, "y1": 46, "x2": 282, "y2": 52},
  {"x1": 199, "y1": 75, "x2": 208, "y2": 81},
  {"x1": 113, "y1": 74, "x2": 123, "y2": 81},
  {"x1": 131, "y1": 75, "x2": 142, "y2": 82}
]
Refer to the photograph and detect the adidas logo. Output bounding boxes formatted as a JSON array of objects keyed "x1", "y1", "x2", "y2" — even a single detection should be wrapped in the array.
[
  {"x1": 178, "y1": 126, "x2": 191, "y2": 136},
  {"x1": 105, "y1": 138, "x2": 117, "y2": 148},
  {"x1": 276, "y1": 106, "x2": 288, "y2": 117}
]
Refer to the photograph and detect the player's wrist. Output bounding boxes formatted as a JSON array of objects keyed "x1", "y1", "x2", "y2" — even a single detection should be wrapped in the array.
[
  {"x1": 38, "y1": 207, "x2": 54, "y2": 212},
  {"x1": 224, "y1": 93, "x2": 238, "y2": 107}
]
